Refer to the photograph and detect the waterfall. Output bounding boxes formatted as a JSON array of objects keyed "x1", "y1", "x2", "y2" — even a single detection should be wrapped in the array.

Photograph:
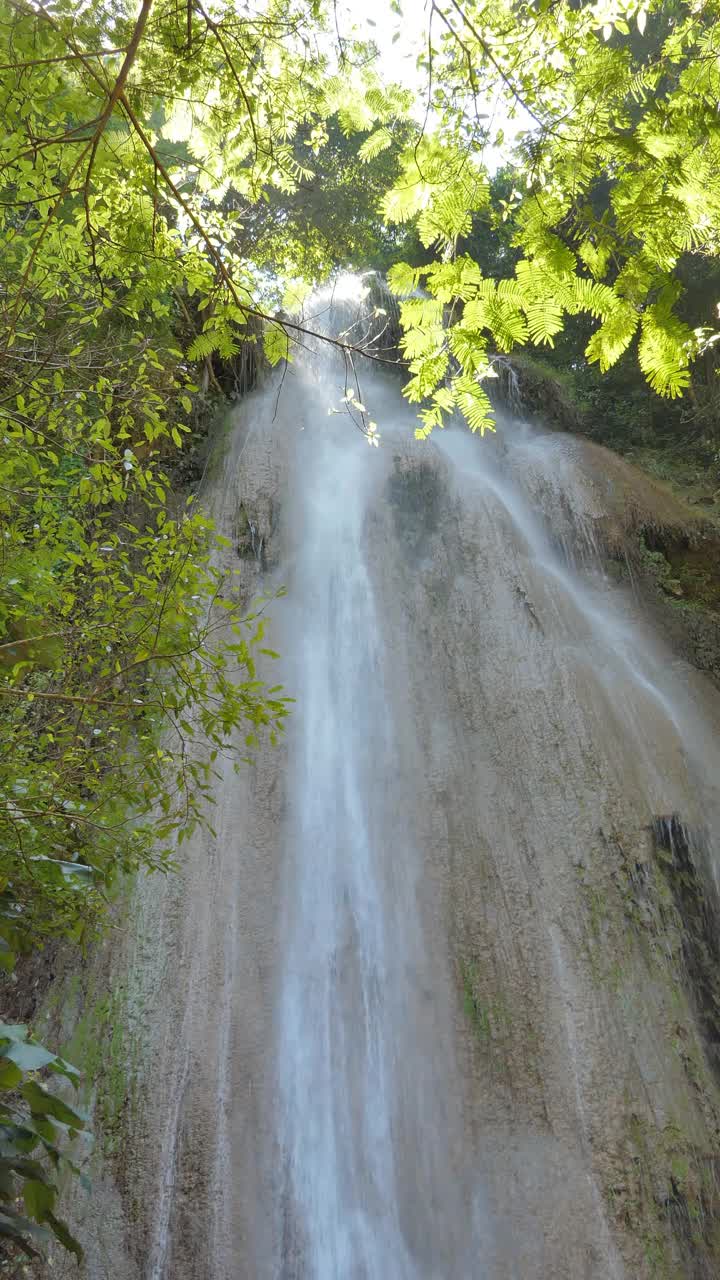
[
  {"x1": 276, "y1": 402, "x2": 469, "y2": 1280},
  {"x1": 66, "y1": 278, "x2": 720, "y2": 1280}
]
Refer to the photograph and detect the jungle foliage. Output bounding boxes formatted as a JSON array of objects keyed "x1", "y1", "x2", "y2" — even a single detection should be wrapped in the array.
[
  {"x1": 3, "y1": 0, "x2": 720, "y2": 972},
  {"x1": 384, "y1": 0, "x2": 720, "y2": 438},
  {"x1": 0, "y1": 0, "x2": 408, "y2": 977}
]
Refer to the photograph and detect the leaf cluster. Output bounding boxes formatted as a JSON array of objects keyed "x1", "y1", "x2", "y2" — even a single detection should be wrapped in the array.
[
  {"x1": 0, "y1": 0, "x2": 393, "y2": 964},
  {"x1": 0, "y1": 1021, "x2": 87, "y2": 1263},
  {"x1": 384, "y1": 0, "x2": 720, "y2": 431}
]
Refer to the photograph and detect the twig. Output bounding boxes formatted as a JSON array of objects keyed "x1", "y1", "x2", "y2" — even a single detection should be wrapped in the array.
[{"x1": 0, "y1": 47, "x2": 128, "y2": 71}]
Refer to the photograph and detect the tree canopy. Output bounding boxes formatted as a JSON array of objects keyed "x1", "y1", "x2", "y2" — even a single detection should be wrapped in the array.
[
  {"x1": 0, "y1": 3, "x2": 405, "y2": 1255},
  {"x1": 2, "y1": 0, "x2": 720, "y2": 965},
  {"x1": 384, "y1": 0, "x2": 720, "y2": 435}
]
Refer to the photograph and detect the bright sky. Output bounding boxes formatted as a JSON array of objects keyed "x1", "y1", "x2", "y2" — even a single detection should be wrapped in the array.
[
  {"x1": 335, "y1": 0, "x2": 432, "y2": 111},
  {"x1": 334, "y1": 0, "x2": 529, "y2": 171}
]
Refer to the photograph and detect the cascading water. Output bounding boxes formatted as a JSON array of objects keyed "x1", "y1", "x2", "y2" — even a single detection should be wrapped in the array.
[
  {"x1": 65, "y1": 277, "x2": 720, "y2": 1280},
  {"x1": 276, "y1": 400, "x2": 472, "y2": 1280}
]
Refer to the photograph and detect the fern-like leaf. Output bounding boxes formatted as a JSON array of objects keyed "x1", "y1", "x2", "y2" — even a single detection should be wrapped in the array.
[
  {"x1": 453, "y1": 374, "x2": 494, "y2": 434},
  {"x1": 387, "y1": 262, "x2": 422, "y2": 297},
  {"x1": 585, "y1": 303, "x2": 638, "y2": 370},
  {"x1": 358, "y1": 127, "x2": 393, "y2": 162}
]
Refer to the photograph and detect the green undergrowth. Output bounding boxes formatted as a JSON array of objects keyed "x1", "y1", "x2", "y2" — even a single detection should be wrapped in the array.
[
  {"x1": 617, "y1": 1112, "x2": 720, "y2": 1280},
  {"x1": 626, "y1": 449, "x2": 720, "y2": 523},
  {"x1": 638, "y1": 535, "x2": 720, "y2": 620},
  {"x1": 58, "y1": 983, "x2": 137, "y2": 1159},
  {"x1": 32, "y1": 883, "x2": 142, "y2": 1164}
]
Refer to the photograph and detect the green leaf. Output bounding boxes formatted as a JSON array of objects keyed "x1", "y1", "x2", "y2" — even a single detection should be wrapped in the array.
[
  {"x1": 264, "y1": 326, "x2": 290, "y2": 367},
  {"x1": 358, "y1": 127, "x2": 393, "y2": 161},
  {"x1": 0, "y1": 1024, "x2": 28, "y2": 1043},
  {"x1": 387, "y1": 262, "x2": 421, "y2": 297},
  {"x1": 0, "y1": 1061, "x2": 22, "y2": 1089},
  {"x1": 453, "y1": 375, "x2": 495, "y2": 435},
  {"x1": 2, "y1": 1041, "x2": 56, "y2": 1073},
  {"x1": 0, "y1": 1208, "x2": 50, "y2": 1254},
  {"x1": 23, "y1": 1177, "x2": 55, "y2": 1221},
  {"x1": 585, "y1": 304, "x2": 639, "y2": 370},
  {"x1": 46, "y1": 1212, "x2": 83, "y2": 1261},
  {"x1": 22, "y1": 1081, "x2": 87, "y2": 1129}
]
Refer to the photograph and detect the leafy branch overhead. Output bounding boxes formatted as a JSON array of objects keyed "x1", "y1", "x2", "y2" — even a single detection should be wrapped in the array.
[
  {"x1": 384, "y1": 0, "x2": 720, "y2": 435},
  {"x1": 3, "y1": 0, "x2": 720, "y2": 958},
  {"x1": 0, "y1": 0, "x2": 414, "y2": 972},
  {"x1": 0, "y1": 3, "x2": 419, "y2": 1258}
]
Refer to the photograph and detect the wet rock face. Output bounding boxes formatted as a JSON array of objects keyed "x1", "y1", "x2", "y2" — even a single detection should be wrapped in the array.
[
  {"x1": 387, "y1": 457, "x2": 444, "y2": 564},
  {"x1": 235, "y1": 497, "x2": 279, "y2": 570},
  {"x1": 652, "y1": 817, "x2": 720, "y2": 1076},
  {"x1": 495, "y1": 355, "x2": 583, "y2": 433},
  {"x1": 54, "y1": 366, "x2": 720, "y2": 1280},
  {"x1": 592, "y1": 814, "x2": 720, "y2": 1279},
  {"x1": 508, "y1": 430, "x2": 720, "y2": 685}
]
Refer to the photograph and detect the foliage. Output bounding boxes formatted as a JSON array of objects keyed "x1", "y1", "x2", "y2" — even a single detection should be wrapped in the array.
[
  {"x1": 0, "y1": 1021, "x2": 87, "y2": 1263},
  {"x1": 226, "y1": 117, "x2": 420, "y2": 281},
  {"x1": 0, "y1": 0, "x2": 413, "y2": 965},
  {"x1": 384, "y1": 0, "x2": 720, "y2": 436}
]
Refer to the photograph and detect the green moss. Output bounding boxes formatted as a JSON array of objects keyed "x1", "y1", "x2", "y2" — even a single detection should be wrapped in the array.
[
  {"x1": 62, "y1": 980, "x2": 138, "y2": 1155},
  {"x1": 503, "y1": 352, "x2": 583, "y2": 432},
  {"x1": 652, "y1": 818, "x2": 720, "y2": 1079},
  {"x1": 634, "y1": 531, "x2": 720, "y2": 641},
  {"x1": 577, "y1": 821, "x2": 720, "y2": 1274},
  {"x1": 627, "y1": 448, "x2": 720, "y2": 525},
  {"x1": 460, "y1": 957, "x2": 500, "y2": 1041},
  {"x1": 617, "y1": 1111, "x2": 720, "y2": 1279}
]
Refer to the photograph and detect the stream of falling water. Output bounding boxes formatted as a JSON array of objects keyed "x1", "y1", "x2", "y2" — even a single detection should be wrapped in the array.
[
  {"x1": 274, "y1": 412, "x2": 489, "y2": 1275},
  {"x1": 277, "y1": 426, "x2": 415, "y2": 1276}
]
